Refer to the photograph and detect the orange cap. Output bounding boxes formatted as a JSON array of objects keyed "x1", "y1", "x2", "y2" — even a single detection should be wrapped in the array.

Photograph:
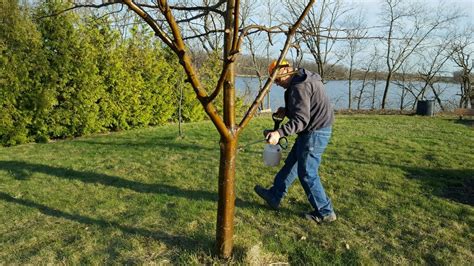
[{"x1": 268, "y1": 59, "x2": 290, "y2": 75}]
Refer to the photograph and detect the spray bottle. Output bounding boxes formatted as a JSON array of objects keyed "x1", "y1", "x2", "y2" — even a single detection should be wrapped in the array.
[{"x1": 263, "y1": 114, "x2": 286, "y2": 167}]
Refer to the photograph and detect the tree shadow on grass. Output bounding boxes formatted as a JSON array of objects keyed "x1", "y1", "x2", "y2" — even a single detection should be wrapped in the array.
[
  {"x1": 334, "y1": 158, "x2": 473, "y2": 206},
  {"x1": 404, "y1": 167, "x2": 473, "y2": 206},
  {"x1": 0, "y1": 160, "x2": 302, "y2": 261},
  {"x1": 73, "y1": 131, "x2": 222, "y2": 152},
  {"x1": 76, "y1": 138, "x2": 219, "y2": 153},
  {"x1": 0, "y1": 191, "x2": 246, "y2": 263},
  {"x1": 0, "y1": 160, "x2": 255, "y2": 209},
  {"x1": 451, "y1": 118, "x2": 474, "y2": 127}
]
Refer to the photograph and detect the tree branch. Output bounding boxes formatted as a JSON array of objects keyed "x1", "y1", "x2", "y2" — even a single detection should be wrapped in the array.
[
  {"x1": 154, "y1": 0, "x2": 229, "y2": 138},
  {"x1": 122, "y1": 0, "x2": 175, "y2": 49},
  {"x1": 238, "y1": 0, "x2": 315, "y2": 132}
]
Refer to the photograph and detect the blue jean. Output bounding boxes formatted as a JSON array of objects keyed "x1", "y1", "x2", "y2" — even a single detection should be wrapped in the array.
[{"x1": 269, "y1": 127, "x2": 334, "y2": 216}]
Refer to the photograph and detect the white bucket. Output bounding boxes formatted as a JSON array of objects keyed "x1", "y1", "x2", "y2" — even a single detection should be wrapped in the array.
[{"x1": 263, "y1": 144, "x2": 282, "y2": 167}]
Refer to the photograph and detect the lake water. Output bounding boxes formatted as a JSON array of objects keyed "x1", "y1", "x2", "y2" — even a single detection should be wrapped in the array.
[{"x1": 235, "y1": 77, "x2": 461, "y2": 111}]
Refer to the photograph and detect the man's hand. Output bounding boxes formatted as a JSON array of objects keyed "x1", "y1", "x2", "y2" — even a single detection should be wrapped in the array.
[{"x1": 265, "y1": 130, "x2": 281, "y2": 145}]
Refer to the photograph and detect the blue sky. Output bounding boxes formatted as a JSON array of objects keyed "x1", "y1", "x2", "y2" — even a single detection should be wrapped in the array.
[{"x1": 348, "y1": 0, "x2": 474, "y2": 23}]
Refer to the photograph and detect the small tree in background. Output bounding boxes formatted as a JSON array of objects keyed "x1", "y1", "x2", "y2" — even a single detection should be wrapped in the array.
[
  {"x1": 450, "y1": 28, "x2": 474, "y2": 109},
  {"x1": 341, "y1": 12, "x2": 367, "y2": 110},
  {"x1": 379, "y1": 0, "x2": 460, "y2": 109},
  {"x1": 285, "y1": 0, "x2": 349, "y2": 82}
]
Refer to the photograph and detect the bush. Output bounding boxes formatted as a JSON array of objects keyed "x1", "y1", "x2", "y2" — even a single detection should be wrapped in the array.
[{"x1": 0, "y1": 1, "x2": 245, "y2": 146}]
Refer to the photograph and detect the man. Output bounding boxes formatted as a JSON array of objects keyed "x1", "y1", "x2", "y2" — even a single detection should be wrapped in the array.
[{"x1": 254, "y1": 59, "x2": 336, "y2": 224}]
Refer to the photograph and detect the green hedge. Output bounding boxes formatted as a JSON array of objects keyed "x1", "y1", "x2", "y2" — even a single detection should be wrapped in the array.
[{"x1": 0, "y1": 1, "x2": 225, "y2": 146}]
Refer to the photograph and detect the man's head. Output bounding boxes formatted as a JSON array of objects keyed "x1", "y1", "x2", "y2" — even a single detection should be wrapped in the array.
[{"x1": 268, "y1": 59, "x2": 293, "y2": 88}]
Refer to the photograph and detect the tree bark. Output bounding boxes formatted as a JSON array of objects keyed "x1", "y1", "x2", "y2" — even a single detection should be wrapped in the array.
[{"x1": 216, "y1": 135, "x2": 237, "y2": 258}]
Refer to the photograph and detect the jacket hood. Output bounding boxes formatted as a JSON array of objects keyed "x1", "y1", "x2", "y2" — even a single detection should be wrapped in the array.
[{"x1": 290, "y1": 68, "x2": 322, "y2": 87}]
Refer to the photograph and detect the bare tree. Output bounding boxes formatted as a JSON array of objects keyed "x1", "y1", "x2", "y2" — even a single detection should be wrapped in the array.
[
  {"x1": 415, "y1": 36, "x2": 455, "y2": 111},
  {"x1": 355, "y1": 45, "x2": 380, "y2": 110},
  {"x1": 65, "y1": 0, "x2": 315, "y2": 258},
  {"x1": 451, "y1": 27, "x2": 474, "y2": 108},
  {"x1": 341, "y1": 11, "x2": 367, "y2": 109},
  {"x1": 285, "y1": 0, "x2": 350, "y2": 82},
  {"x1": 392, "y1": 63, "x2": 417, "y2": 111},
  {"x1": 240, "y1": 0, "x2": 279, "y2": 112},
  {"x1": 370, "y1": 47, "x2": 384, "y2": 110},
  {"x1": 379, "y1": 0, "x2": 460, "y2": 109},
  {"x1": 356, "y1": 66, "x2": 371, "y2": 110}
]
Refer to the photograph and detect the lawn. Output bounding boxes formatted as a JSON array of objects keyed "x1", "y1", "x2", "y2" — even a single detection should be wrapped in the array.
[{"x1": 0, "y1": 115, "x2": 472, "y2": 264}]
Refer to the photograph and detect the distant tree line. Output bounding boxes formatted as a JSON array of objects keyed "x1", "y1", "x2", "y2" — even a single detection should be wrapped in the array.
[
  {"x1": 235, "y1": 54, "x2": 451, "y2": 82},
  {"x1": 0, "y1": 0, "x2": 236, "y2": 146},
  {"x1": 236, "y1": 0, "x2": 473, "y2": 111}
]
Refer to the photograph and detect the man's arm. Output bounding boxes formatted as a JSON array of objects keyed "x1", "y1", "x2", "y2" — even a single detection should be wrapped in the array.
[{"x1": 277, "y1": 84, "x2": 311, "y2": 137}]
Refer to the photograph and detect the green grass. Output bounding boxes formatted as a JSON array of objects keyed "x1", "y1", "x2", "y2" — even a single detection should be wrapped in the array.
[{"x1": 0, "y1": 115, "x2": 472, "y2": 264}]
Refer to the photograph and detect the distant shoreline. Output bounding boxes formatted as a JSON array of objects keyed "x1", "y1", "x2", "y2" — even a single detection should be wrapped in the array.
[{"x1": 235, "y1": 74, "x2": 457, "y2": 83}]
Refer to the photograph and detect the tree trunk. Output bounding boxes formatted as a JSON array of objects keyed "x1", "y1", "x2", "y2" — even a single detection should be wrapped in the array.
[
  {"x1": 381, "y1": 71, "x2": 392, "y2": 109},
  {"x1": 400, "y1": 85, "x2": 406, "y2": 111},
  {"x1": 357, "y1": 79, "x2": 366, "y2": 110},
  {"x1": 430, "y1": 84, "x2": 444, "y2": 111},
  {"x1": 371, "y1": 74, "x2": 378, "y2": 110},
  {"x1": 216, "y1": 136, "x2": 237, "y2": 258},
  {"x1": 348, "y1": 59, "x2": 353, "y2": 110},
  {"x1": 399, "y1": 74, "x2": 406, "y2": 111},
  {"x1": 463, "y1": 76, "x2": 471, "y2": 108},
  {"x1": 216, "y1": 0, "x2": 236, "y2": 256}
]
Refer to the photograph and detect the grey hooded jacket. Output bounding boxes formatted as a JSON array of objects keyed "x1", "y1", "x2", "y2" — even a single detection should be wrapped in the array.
[{"x1": 277, "y1": 68, "x2": 334, "y2": 137}]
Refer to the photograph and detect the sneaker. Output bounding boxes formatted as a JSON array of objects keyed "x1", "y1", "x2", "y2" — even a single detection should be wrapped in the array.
[
  {"x1": 254, "y1": 185, "x2": 280, "y2": 210},
  {"x1": 304, "y1": 211, "x2": 337, "y2": 224}
]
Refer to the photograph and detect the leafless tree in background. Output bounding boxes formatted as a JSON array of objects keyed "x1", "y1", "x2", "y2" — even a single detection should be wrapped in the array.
[
  {"x1": 415, "y1": 36, "x2": 455, "y2": 111},
  {"x1": 341, "y1": 12, "x2": 367, "y2": 109},
  {"x1": 240, "y1": 0, "x2": 280, "y2": 111},
  {"x1": 370, "y1": 47, "x2": 384, "y2": 110},
  {"x1": 392, "y1": 63, "x2": 417, "y2": 111},
  {"x1": 285, "y1": 0, "x2": 350, "y2": 82},
  {"x1": 379, "y1": 0, "x2": 460, "y2": 109},
  {"x1": 351, "y1": 37, "x2": 387, "y2": 110},
  {"x1": 450, "y1": 27, "x2": 474, "y2": 109},
  {"x1": 356, "y1": 62, "x2": 373, "y2": 110}
]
